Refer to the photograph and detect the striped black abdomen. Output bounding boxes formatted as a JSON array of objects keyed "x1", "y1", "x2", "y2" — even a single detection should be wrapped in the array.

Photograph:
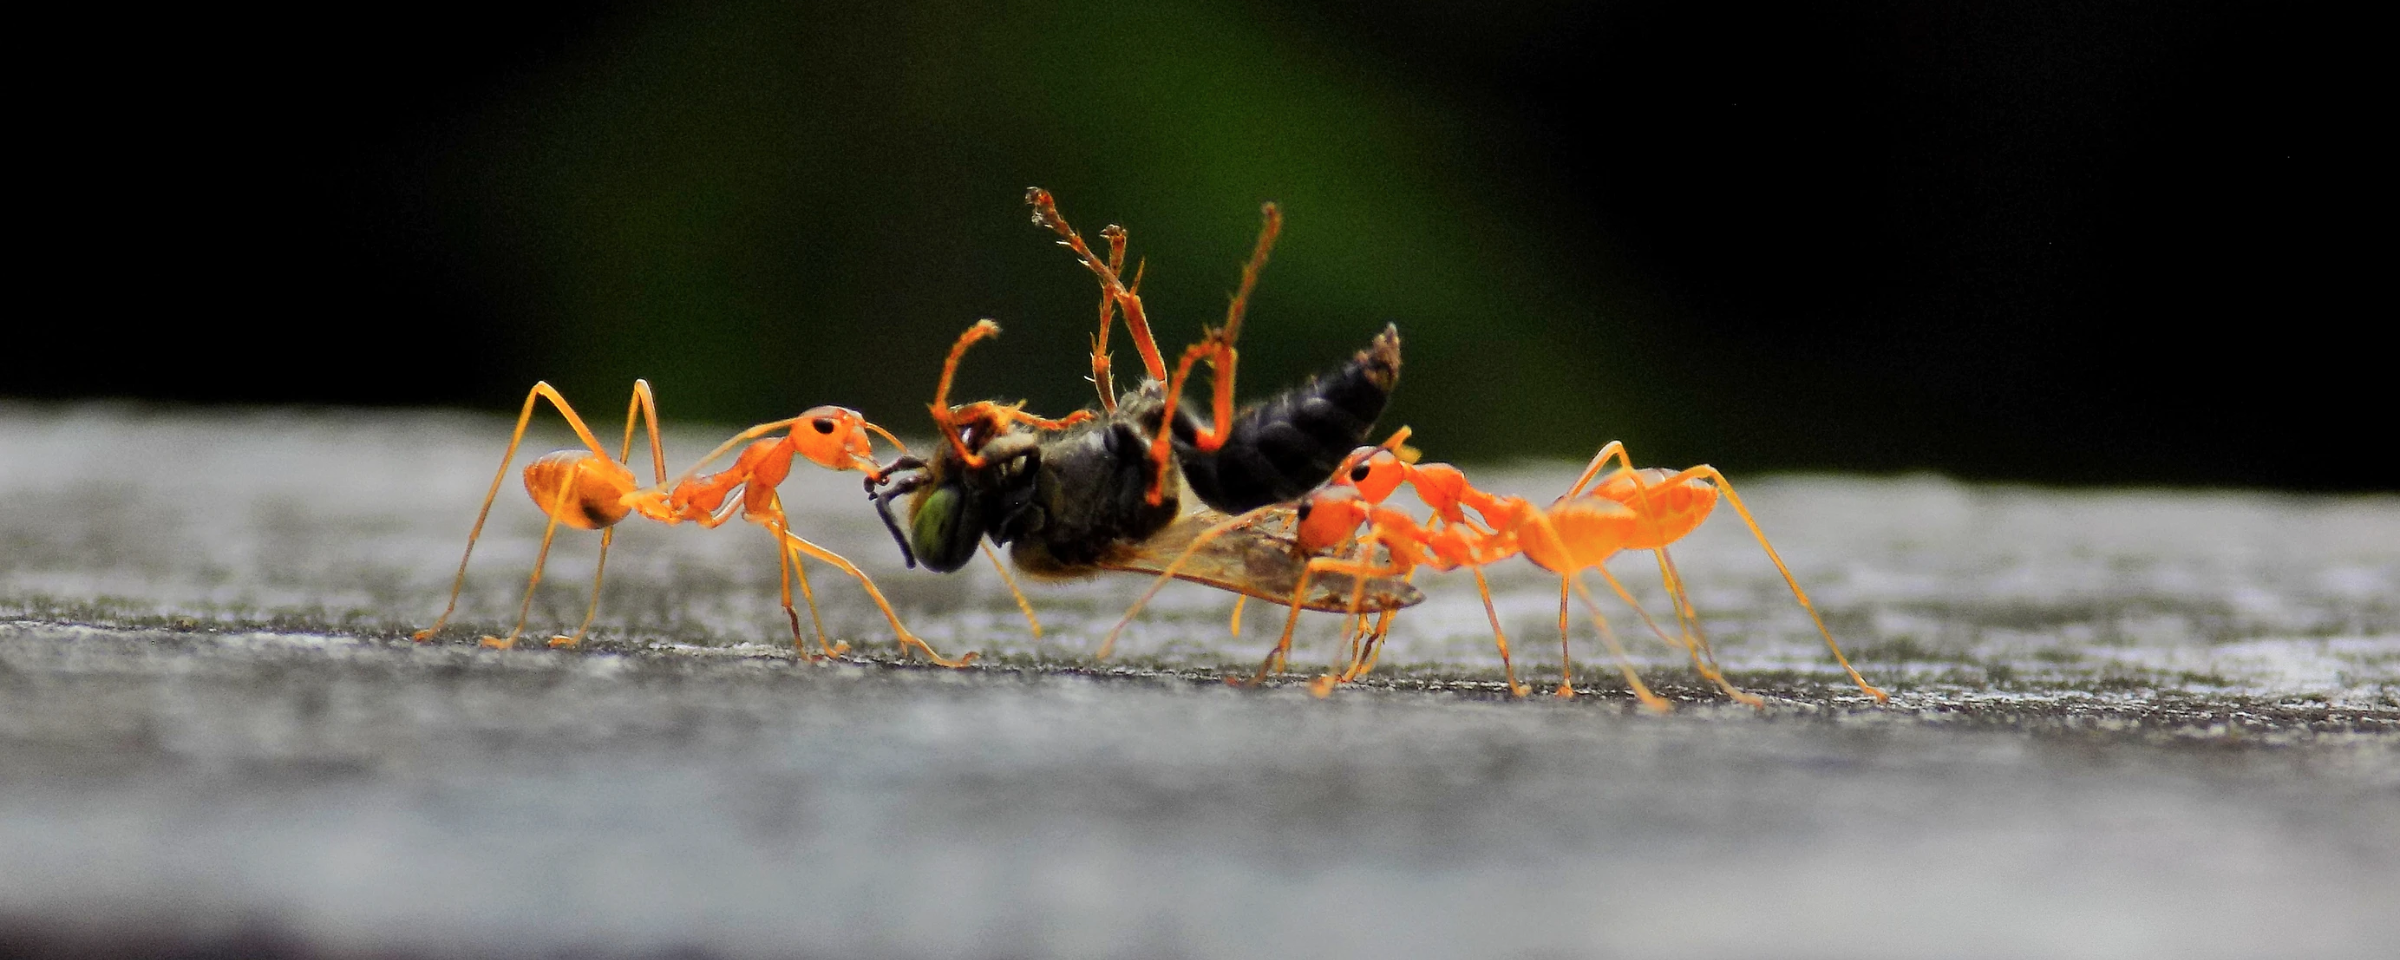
[{"x1": 1175, "y1": 324, "x2": 1401, "y2": 513}]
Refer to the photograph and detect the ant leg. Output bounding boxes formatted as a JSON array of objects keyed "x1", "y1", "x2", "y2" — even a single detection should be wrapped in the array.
[
  {"x1": 1568, "y1": 574, "x2": 1672, "y2": 713},
  {"x1": 1473, "y1": 566, "x2": 1527, "y2": 697},
  {"x1": 1562, "y1": 441, "x2": 1635, "y2": 499},
  {"x1": 1681, "y1": 466, "x2": 1888, "y2": 702},
  {"x1": 1228, "y1": 595, "x2": 1247, "y2": 637},
  {"x1": 1257, "y1": 562, "x2": 1321, "y2": 686},
  {"x1": 1555, "y1": 575, "x2": 1575, "y2": 698},
  {"x1": 981, "y1": 540, "x2": 1042, "y2": 639},
  {"x1": 1256, "y1": 555, "x2": 1402, "y2": 688},
  {"x1": 765, "y1": 510, "x2": 841, "y2": 659},
  {"x1": 551, "y1": 380, "x2": 670, "y2": 649},
  {"x1": 773, "y1": 524, "x2": 977, "y2": 668},
  {"x1": 484, "y1": 468, "x2": 584, "y2": 650},
  {"x1": 1590, "y1": 556, "x2": 1763, "y2": 708},
  {"x1": 549, "y1": 527, "x2": 614, "y2": 648},
  {"x1": 622, "y1": 379, "x2": 668, "y2": 486},
  {"x1": 417, "y1": 383, "x2": 617, "y2": 642}
]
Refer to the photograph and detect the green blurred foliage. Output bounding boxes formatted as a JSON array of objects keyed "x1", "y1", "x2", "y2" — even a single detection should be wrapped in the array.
[{"x1": 435, "y1": 1, "x2": 1677, "y2": 464}]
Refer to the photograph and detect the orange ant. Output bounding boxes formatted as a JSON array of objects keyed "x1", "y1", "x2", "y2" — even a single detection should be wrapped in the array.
[
  {"x1": 414, "y1": 381, "x2": 975, "y2": 667},
  {"x1": 1113, "y1": 434, "x2": 1887, "y2": 710},
  {"x1": 1288, "y1": 442, "x2": 1888, "y2": 709}
]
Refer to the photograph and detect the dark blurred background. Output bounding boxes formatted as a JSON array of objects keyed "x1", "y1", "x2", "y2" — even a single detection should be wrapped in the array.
[{"x1": 18, "y1": 1, "x2": 2382, "y2": 489}]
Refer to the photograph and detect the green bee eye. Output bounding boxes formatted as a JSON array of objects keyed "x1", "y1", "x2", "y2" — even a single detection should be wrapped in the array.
[{"x1": 909, "y1": 483, "x2": 984, "y2": 573}]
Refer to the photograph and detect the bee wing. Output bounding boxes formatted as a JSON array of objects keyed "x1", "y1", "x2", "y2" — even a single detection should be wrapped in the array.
[{"x1": 1095, "y1": 510, "x2": 1428, "y2": 612}]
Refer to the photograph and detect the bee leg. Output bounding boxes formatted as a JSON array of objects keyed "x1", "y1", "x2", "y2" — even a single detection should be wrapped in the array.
[
  {"x1": 980, "y1": 541, "x2": 1041, "y2": 639},
  {"x1": 1089, "y1": 223, "x2": 1131, "y2": 412},
  {"x1": 1141, "y1": 202, "x2": 1282, "y2": 506},
  {"x1": 1028, "y1": 187, "x2": 1168, "y2": 383}
]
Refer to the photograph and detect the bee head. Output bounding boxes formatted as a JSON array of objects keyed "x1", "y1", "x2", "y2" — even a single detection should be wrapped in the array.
[{"x1": 904, "y1": 478, "x2": 986, "y2": 573}]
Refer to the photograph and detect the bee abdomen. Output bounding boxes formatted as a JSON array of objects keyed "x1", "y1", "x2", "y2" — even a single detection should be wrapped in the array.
[{"x1": 1178, "y1": 324, "x2": 1401, "y2": 513}]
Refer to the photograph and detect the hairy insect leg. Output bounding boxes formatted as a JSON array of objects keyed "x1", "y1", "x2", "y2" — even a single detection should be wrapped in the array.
[
  {"x1": 1089, "y1": 224, "x2": 1131, "y2": 412},
  {"x1": 1140, "y1": 202, "x2": 1282, "y2": 506},
  {"x1": 1028, "y1": 187, "x2": 1168, "y2": 383},
  {"x1": 981, "y1": 540, "x2": 1042, "y2": 639},
  {"x1": 419, "y1": 382, "x2": 626, "y2": 643},
  {"x1": 774, "y1": 524, "x2": 977, "y2": 668}
]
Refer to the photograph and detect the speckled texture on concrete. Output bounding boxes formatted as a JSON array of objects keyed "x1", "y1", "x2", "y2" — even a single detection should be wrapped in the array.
[{"x1": 3, "y1": 406, "x2": 2396, "y2": 959}]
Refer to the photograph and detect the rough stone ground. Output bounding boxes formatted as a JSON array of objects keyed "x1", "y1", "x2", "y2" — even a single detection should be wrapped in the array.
[{"x1": 2, "y1": 406, "x2": 2395, "y2": 959}]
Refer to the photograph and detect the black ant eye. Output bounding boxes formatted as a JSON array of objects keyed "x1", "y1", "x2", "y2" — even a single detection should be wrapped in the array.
[
  {"x1": 812, "y1": 418, "x2": 835, "y2": 434},
  {"x1": 1349, "y1": 464, "x2": 1371, "y2": 482},
  {"x1": 1295, "y1": 501, "x2": 1313, "y2": 521}
]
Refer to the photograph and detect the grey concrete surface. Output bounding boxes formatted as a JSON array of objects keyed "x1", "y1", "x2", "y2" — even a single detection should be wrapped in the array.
[{"x1": 2, "y1": 405, "x2": 2395, "y2": 958}]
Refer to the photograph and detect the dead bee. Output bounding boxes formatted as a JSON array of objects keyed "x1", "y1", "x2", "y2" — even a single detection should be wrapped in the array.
[{"x1": 865, "y1": 190, "x2": 1423, "y2": 620}]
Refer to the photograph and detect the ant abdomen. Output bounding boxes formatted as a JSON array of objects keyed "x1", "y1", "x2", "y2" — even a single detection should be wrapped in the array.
[
  {"x1": 1176, "y1": 324, "x2": 1402, "y2": 513},
  {"x1": 522, "y1": 450, "x2": 638, "y2": 530}
]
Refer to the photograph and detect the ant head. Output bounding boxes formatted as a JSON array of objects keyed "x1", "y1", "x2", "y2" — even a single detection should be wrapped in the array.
[
  {"x1": 1335, "y1": 446, "x2": 1408, "y2": 504},
  {"x1": 1293, "y1": 486, "x2": 1370, "y2": 553},
  {"x1": 793, "y1": 406, "x2": 903, "y2": 471}
]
